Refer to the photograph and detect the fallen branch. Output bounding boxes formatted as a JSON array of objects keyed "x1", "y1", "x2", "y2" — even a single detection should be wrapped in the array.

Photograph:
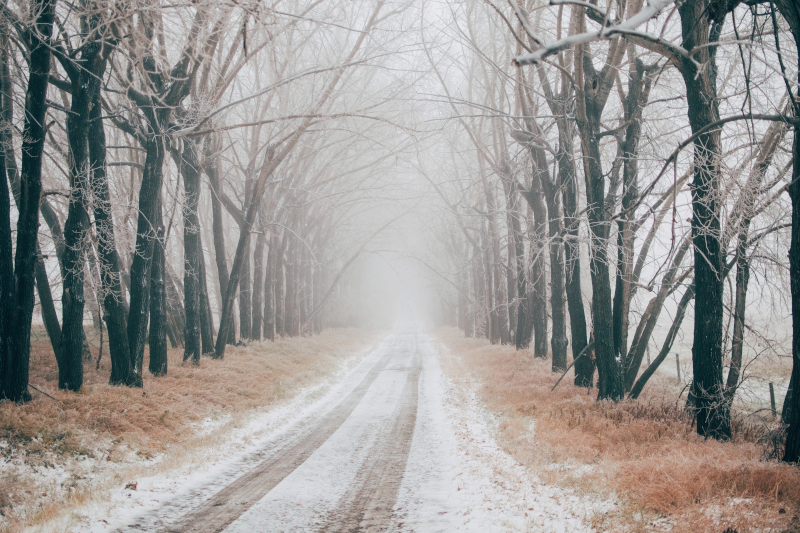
[
  {"x1": 551, "y1": 341, "x2": 595, "y2": 392},
  {"x1": 28, "y1": 383, "x2": 59, "y2": 402}
]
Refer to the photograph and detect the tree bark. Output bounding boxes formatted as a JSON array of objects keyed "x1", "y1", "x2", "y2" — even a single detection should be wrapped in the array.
[
  {"x1": 127, "y1": 137, "x2": 164, "y2": 379},
  {"x1": 1, "y1": 0, "x2": 57, "y2": 402},
  {"x1": 251, "y1": 228, "x2": 267, "y2": 341},
  {"x1": 148, "y1": 222, "x2": 168, "y2": 376},
  {"x1": 182, "y1": 138, "x2": 202, "y2": 364},
  {"x1": 263, "y1": 232, "x2": 276, "y2": 341},
  {"x1": 198, "y1": 234, "x2": 216, "y2": 354},
  {"x1": 89, "y1": 94, "x2": 138, "y2": 386},
  {"x1": 239, "y1": 238, "x2": 252, "y2": 340},
  {"x1": 677, "y1": 0, "x2": 731, "y2": 439},
  {"x1": 775, "y1": 0, "x2": 800, "y2": 462},
  {"x1": 35, "y1": 248, "x2": 63, "y2": 366},
  {"x1": 573, "y1": 11, "x2": 626, "y2": 401},
  {"x1": 59, "y1": 34, "x2": 104, "y2": 391}
]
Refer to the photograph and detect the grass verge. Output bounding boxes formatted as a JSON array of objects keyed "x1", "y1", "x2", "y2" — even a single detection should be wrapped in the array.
[{"x1": 435, "y1": 327, "x2": 800, "y2": 533}]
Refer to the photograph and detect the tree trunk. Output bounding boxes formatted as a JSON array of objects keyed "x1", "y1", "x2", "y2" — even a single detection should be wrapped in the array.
[
  {"x1": 776, "y1": 0, "x2": 800, "y2": 462},
  {"x1": 1, "y1": 0, "x2": 57, "y2": 402},
  {"x1": 182, "y1": 138, "x2": 202, "y2": 364},
  {"x1": 0, "y1": 27, "x2": 15, "y2": 391},
  {"x1": 239, "y1": 238, "x2": 252, "y2": 340},
  {"x1": 148, "y1": 223, "x2": 168, "y2": 376},
  {"x1": 526, "y1": 170, "x2": 549, "y2": 360},
  {"x1": 263, "y1": 232, "x2": 276, "y2": 341},
  {"x1": 206, "y1": 143, "x2": 234, "y2": 345},
  {"x1": 59, "y1": 37, "x2": 104, "y2": 391},
  {"x1": 251, "y1": 228, "x2": 266, "y2": 341},
  {"x1": 198, "y1": 234, "x2": 216, "y2": 354},
  {"x1": 276, "y1": 252, "x2": 285, "y2": 337},
  {"x1": 34, "y1": 248, "x2": 63, "y2": 366},
  {"x1": 88, "y1": 94, "x2": 137, "y2": 386},
  {"x1": 629, "y1": 284, "x2": 695, "y2": 399},
  {"x1": 285, "y1": 240, "x2": 298, "y2": 337},
  {"x1": 127, "y1": 137, "x2": 165, "y2": 379},
  {"x1": 573, "y1": 19, "x2": 625, "y2": 401},
  {"x1": 678, "y1": 0, "x2": 730, "y2": 439}
]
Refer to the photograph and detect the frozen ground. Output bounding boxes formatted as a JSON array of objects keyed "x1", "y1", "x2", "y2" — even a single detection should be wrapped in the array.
[{"x1": 50, "y1": 324, "x2": 609, "y2": 532}]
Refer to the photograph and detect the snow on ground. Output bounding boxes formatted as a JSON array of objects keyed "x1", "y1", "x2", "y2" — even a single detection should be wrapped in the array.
[
  {"x1": 25, "y1": 336, "x2": 391, "y2": 533},
  {"x1": 396, "y1": 335, "x2": 614, "y2": 533},
  {"x1": 24, "y1": 330, "x2": 614, "y2": 532}
]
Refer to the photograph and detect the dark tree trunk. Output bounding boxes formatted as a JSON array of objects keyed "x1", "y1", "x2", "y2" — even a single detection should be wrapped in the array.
[
  {"x1": 35, "y1": 248, "x2": 63, "y2": 366},
  {"x1": 777, "y1": 0, "x2": 800, "y2": 462},
  {"x1": 198, "y1": 235, "x2": 216, "y2": 354},
  {"x1": 239, "y1": 238, "x2": 252, "y2": 340},
  {"x1": 573, "y1": 21, "x2": 625, "y2": 401},
  {"x1": 678, "y1": 0, "x2": 731, "y2": 439},
  {"x1": 263, "y1": 232, "x2": 276, "y2": 341},
  {"x1": 206, "y1": 144, "x2": 234, "y2": 345},
  {"x1": 182, "y1": 138, "x2": 202, "y2": 364},
  {"x1": 507, "y1": 185, "x2": 528, "y2": 349},
  {"x1": 784, "y1": 116, "x2": 800, "y2": 460},
  {"x1": 629, "y1": 284, "x2": 695, "y2": 399},
  {"x1": 558, "y1": 114, "x2": 591, "y2": 387},
  {"x1": 612, "y1": 57, "x2": 650, "y2": 366},
  {"x1": 251, "y1": 228, "x2": 267, "y2": 341},
  {"x1": 526, "y1": 170, "x2": 549, "y2": 360},
  {"x1": 148, "y1": 222, "x2": 168, "y2": 376},
  {"x1": 1, "y1": 0, "x2": 57, "y2": 402},
  {"x1": 0, "y1": 32, "x2": 13, "y2": 386},
  {"x1": 89, "y1": 94, "x2": 138, "y2": 386},
  {"x1": 276, "y1": 254, "x2": 285, "y2": 337},
  {"x1": 127, "y1": 137, "x2": 164, "y2": 379},
  {"x1": 59, "y1": 36, "x2": 104, "y2": 391}
]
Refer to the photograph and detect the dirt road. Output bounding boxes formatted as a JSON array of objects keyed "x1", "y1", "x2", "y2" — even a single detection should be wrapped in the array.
[{"x1": 112, "y1": 325, "x2": 598, "y2": 533}]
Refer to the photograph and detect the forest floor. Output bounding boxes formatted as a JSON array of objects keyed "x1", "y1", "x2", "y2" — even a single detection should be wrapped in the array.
[
  {"x1": 0, "y1": 326, "x2": 381, "y2": 533},
  {"x1": 435, "y1": 327, "x2": 800, "y2": 532}
]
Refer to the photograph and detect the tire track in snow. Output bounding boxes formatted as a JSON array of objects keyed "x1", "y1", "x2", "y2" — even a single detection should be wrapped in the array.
[
  {"x1": 318, "y1": 334, "x2": 421, "y2": 532},
  {"x1": 152, "y1": 339, "x2": 397, "y2": 533}
]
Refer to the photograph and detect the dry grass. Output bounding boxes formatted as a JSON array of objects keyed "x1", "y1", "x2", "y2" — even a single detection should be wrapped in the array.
[
  {"x1": 436, "y1": 327, "x2": 800, "y2": 533},
  {"x1": 0, "y1": 327, "x2": 379, "y2": 533}
]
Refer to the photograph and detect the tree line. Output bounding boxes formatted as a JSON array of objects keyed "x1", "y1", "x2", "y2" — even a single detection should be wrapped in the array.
[
  {"x1": 420, "y1": 0, "x2": 800, "y2": 463},
  {"x1": 0, "y1": 1, "x2": 410, "y2": 401}
]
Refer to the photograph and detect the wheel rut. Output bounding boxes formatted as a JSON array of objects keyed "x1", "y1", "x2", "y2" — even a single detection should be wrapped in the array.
[
  {"x1": 148, "y1": 340, "x2": 396, "y2": 533},
  {"x1": 317, "y1": 335, "x2": 421, "y2": 533}
]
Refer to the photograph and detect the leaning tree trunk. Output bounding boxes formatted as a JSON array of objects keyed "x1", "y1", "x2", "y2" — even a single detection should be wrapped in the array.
[
  {"x1": 558, "y1": 117, "x2": 591, "y2": 387},
  {"x1": 198, "y1": 235, "x2": 216, "y2": 354},
  {"x1": 34, "y1": 248, "x2": 63, "y2": 365},
  {"x1": 89, "y1": 94, "x2": 137, "y2": 386},
  {"x1": 1, "y1": 0, "x2": 57, "y2": 402}
]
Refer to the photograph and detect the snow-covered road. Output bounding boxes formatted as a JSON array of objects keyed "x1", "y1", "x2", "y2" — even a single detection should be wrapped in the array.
[{"x1": 107, "y1": 325, "x2": 600, "y2": 533}]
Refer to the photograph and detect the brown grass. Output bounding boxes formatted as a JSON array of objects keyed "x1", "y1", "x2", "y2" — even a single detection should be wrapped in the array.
[
  {"x1": 0, "y1": 327, "x2": 379, "y2": 533},
  {"x1": 436, "y1": 327, "x2": 800, "y2": 532}
]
